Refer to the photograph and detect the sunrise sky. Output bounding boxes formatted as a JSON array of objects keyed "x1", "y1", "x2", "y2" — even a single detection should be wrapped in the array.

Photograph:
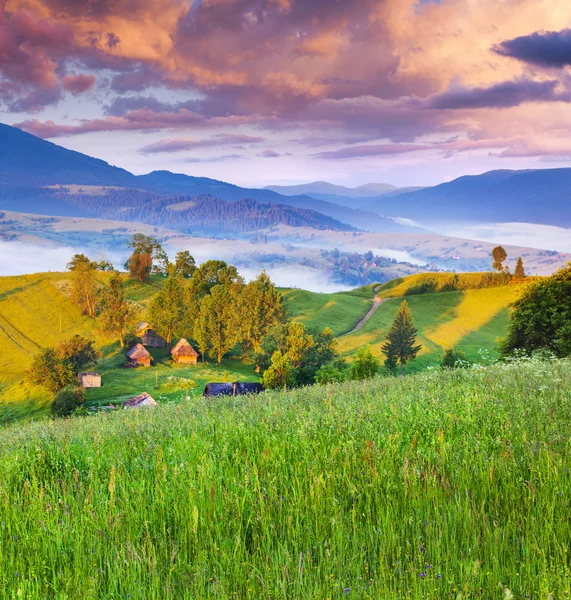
[{"x1": 2, "y1": 0, "x2": 571, "y2": 187}]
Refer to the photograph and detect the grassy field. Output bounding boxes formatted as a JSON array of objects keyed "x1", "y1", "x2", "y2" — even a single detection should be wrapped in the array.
[
  {"x1": 0, "y1": 358, "x2": 569, "y2": 598},
  {"x1": 0, "y1": 270, "x2": 522, "y2": 420}
]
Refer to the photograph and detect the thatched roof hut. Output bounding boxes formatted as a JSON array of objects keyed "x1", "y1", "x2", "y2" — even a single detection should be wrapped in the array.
[
  {"x1": 137, "y1": 322, "x2": 166, "y2": 348},
  {"x1": 203, "y1": 382, "x2": 264, "y2": 398},
  {"x1": 171, "y1": 338, "x2": 199, "y2": 364},
  {"x1": 127, "y1": 343, "x2": 151, "y2": 367},
  {"x1": 123, "y1": 392, "x2": 157, "y2": 408}
]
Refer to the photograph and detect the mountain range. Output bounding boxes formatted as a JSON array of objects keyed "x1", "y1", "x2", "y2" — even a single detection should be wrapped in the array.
[{"x1": 0, "y1": 122, "x2": 570, "y2": 232}]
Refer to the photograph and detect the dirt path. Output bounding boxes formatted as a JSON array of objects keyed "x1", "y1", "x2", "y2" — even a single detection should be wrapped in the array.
[{"x1": 343, "y1": 285, "x2": 388, "y2": 336}]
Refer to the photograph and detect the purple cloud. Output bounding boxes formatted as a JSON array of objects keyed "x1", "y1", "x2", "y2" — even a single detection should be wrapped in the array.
[
  {"x1": 494, "y1": 29, "x2": 571, "y2": 68},
  {"x1": 258, "y1": 149, "x2": 281, "y2": 158},
  {"x1": 140, "y1": 133, "x2": 265, "y2": 153},
  {"x1": 313, "y1": 143, "x2": 428, "y2": 160}
]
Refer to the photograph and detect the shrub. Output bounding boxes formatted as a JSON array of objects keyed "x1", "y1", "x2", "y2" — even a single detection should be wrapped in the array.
[
  {"x1": 51, "y1": 386, "x2": 86, "y2": 418},
  {"x1": 350, "y1": 345, "x2": 380, "y2": 380},
  {"x1": 441, "y1": 348, "x2": 472, "y2": 369}
]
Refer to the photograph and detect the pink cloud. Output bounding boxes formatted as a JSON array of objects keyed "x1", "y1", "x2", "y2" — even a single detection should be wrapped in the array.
[
  {"x1": 61, "y1": 73, "x2": 96, "y2": 95},
  {"x1": 140, "y1": 133, "x2": 266, "y2": 153}
]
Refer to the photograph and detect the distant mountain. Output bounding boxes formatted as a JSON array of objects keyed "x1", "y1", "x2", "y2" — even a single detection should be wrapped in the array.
[
  {"x1": 0, "y1": 123, "x2": 416, "y2": 233},
  {"x1": 49, "y1": 188, "x2": 354, "y2": 233},
  {"x1": 265, "y1": 181, "x2": 397, "y2": 198},
  {"x1": 369, "y1": 169, "x2": 571, "y2": 227}
]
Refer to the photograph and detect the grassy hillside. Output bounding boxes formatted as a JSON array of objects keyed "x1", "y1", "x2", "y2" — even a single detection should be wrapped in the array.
[
  {"x1": 0, "y1": 359, "x2": 569, "y2": 598},
  {"x1": 0, "y1": 271, "x2": 521, "y2": 420}
]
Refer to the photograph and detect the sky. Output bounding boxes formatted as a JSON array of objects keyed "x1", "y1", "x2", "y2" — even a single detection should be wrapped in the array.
[{"x1": 3, "y1": 0, "x2": 571, "y2": 187}]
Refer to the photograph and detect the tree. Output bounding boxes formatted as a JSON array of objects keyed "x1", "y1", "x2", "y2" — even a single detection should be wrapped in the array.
[
  {"x1": 188, "y1": 260, "x2": 244, "y2": 298},
  {"x1": 315, "y1": 358, "x2": 347, "y2": 384},
  {"x1": 350, "y1": 345, "x2": 380, "y2": 380},
  {"x1": 125, "y1": 234, "x2": 169, "y2": 282},
  {"x1": 492, "y1": 246, "x2": 508, "y2": 272},
  {"x1": 52, "y1": 386, "x2": 85, "y2": 417},
  {"x1": 99, "y1": 272, "x2": 136, "y2": 347},
  {"x1": 68, "y1": 255, "x2": 98, "y2": 317},
  {"x1": 148, "y1": 271, "x2": 187, "y2": 346},
  {"x1": 500, "y1": 263, "x2": 571, "y2": 358},
  {"x1": 194, "y1": 285, "x2": 240, "y2": 363},
  {"x1": 174, "y1": 251, "x2": 196, "y2": 278},
  {"x1": 262, "y1": 351, "x2": 295, "y2": 389},
  {"x1": 514, "y1": 256, "x2": 526, "y2": 281},
  {"x1": 56, "y1": 335, "x2": 100, "y2": 372},
  {"x1": 28, "y1": 348, "x2": 76, "y2": 393},
  {"x1": 382, "y1": 300, "x2": 422, "y2": 376},
  {"x1": 238, "y1": 271, "x2": 287, "y2": 353}
]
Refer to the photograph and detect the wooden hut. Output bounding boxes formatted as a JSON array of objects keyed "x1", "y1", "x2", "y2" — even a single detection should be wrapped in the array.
[
  {"x1": 203, "y1": 382, "x2": 264, "y2": 398},
  {"x1": 137, "y1": 322, "x2": 166, "y2": 348},
  {"x1": 123, "y1": 392, "x2": 157, "y2": 409},
  {"x1": 78, "y1": 372, "x2": 101, "y2": 388},
  {"x1": 171, "y1": 338, "x2": 199, "y2": 364},
  {"x1": 127, "y1": 343, "x2": 152, "y2": 368}
]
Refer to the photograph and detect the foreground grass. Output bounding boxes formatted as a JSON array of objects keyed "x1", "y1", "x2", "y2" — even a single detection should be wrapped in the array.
[{"x1": 0, "y1": 359, "x2": 570, "y2": 599}]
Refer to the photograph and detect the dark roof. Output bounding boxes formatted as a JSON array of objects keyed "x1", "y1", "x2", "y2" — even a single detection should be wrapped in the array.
[
  {"x1": 171, "y1": 338, "x2": 199, "y2": 357},
  {"x1": 127, "y1": 343, "x2": 151, "y2": 359},
  {"x1": 203, "y1": 382, "x2": 264, "y2": 397}
]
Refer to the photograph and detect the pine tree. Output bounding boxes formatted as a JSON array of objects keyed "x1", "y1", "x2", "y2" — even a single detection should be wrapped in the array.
[
  {"x1": 514, "y1": 256, "x2": 526, "y2": 280},
  {"x1": 382, "y1": 300, "x2": 422, "y2": 376},
  {"x1": 99, "y1": 272, "x2": 136, "y2": 347},
  {"x1": 492, "y1": 246, "x2": 508, "y2": 272}
]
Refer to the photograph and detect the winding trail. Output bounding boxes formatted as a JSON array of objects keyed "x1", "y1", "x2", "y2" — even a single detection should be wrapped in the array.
[{"x1": 343, "y1": 285, "x2": 389, "y2": 336}]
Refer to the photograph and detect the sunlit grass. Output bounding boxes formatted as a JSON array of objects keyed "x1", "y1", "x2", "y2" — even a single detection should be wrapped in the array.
[{"x1": 0, "y1": 359, "x2": 569, "y2": 598}]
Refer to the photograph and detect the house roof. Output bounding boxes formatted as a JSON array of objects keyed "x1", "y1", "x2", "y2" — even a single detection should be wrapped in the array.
[
  {"x1": 79, "y1": 372, "x2": 100, "y2": 377},
  {"x1": 137, "y1": 321, "x2": 150, "y2": 332},
  {"x1": 203, "y1": 382, "x2": 264, "y2": 397},
  {"x1": 171, "y1": 338, "x2": 199, "y2": 357},
  {"x1": 127, "y1": 343, "x2": 151, "y2": 359},
  {"x1": 123, "y1": 392, "x2": 157, "y2": 408}
]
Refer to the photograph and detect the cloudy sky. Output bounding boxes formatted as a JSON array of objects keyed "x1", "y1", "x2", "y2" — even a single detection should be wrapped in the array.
[{"x1": 2, "y1": 0, "x2": 571, "y2": 187}]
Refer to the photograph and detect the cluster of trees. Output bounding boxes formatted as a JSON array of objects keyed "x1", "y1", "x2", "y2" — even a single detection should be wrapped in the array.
[{"x1": 53, "y1": 188, "x2": 351, "y2": 233}]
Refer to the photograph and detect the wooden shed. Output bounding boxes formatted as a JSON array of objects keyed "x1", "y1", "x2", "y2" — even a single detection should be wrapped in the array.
[
  {"x1": 78, "y1": 372, "x2": 101, "y2": 388},
  {"x1": 127, "y1": 343, "x2": 152, "y2": 368},
  {"x1": 123, "y1": 392, "x2": 157, "y2": 409},
  {"x1": 137, "y1": 322, "x2": 166, "y2": 348},
  {"x1": 203, "y1": 382, "x2": 264, "y2": 398},
  {"x1": 171, "y1": 338, "x2": 199, "y2": 364}
]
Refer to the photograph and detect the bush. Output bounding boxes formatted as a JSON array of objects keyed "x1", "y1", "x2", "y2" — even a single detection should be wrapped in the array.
[
  {"x1": 315, "y1": 359, "x2": 347, "y2": 384},
  {"x1": 51, "y1": 386, "x2": 86, "y2": 418},
  {"x1": 350, "y1": 346, "x2": 380, "y2": 380},
  {"x1": 441, "y1": 348, "x2": 472, "y2": 369}
]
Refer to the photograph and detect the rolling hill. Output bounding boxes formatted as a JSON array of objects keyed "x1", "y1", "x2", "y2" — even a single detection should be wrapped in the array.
[{"x1": 0, "y1": 270, "x2": 521, "y2": 421}]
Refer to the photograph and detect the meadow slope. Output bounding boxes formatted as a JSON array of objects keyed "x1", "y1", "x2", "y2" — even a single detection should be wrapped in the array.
[
  {"x1": 0, "y1": 272, "x2": 522, "y2": 419},
  {"x1": 0, "y1": 360, "x2": 569, "y2": 598}
]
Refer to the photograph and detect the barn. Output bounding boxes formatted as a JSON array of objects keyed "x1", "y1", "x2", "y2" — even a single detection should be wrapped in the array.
[
  {"x1": 78, "y1": 372, "x2": 101, "y2": 388},
  {"x1": 203, "y1": 382, "x2": 264, "y2": 398},
  {"x1": 171, "y1": 338, "x2": 199, "y2": 364},
  {"x1": 137, "y1": 322, "x2": 166, "y2": 348},
  {"x1": 127, "y1": 343, "x2": 152, "y2": 368},
  {"x1": 123, "y1": 392, "x2": 157, "y2": 408}
]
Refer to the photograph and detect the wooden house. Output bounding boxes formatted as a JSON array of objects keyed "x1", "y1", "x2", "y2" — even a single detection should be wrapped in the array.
[
  {"x1": 78, "y1": 372, "x2": 101, "y2": 388},
  {"x1": 171, "y1": 338, "x2": 199, "y2": 364},
  {"x1": 203, "y1": 382, "x2": 264, "y2": 398},
  {"x1": 137, "y1": 322, "x2": 166, "y2": 348},
  {"x1": 123, "y1": 392, "x2": 157, "y2": 409},
  {"x1": 127, "y1": 343, "x2": 152, "y2": 368}
]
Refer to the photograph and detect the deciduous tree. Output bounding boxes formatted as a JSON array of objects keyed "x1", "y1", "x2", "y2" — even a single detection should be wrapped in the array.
[
  {"x1": 99, "y1": 272, "x2": 136, "y2": 347},
  {"x1": 262, "y1": 351, "x2": 295, "y2": 389},
  {"x1": 148, "y1": 271, "x2": 187, "y2": 345},
  {"x1": 350, "y1": 345, "x2": 380, "y2": 380},
  {"x1": 492, "y1": 246, "x2": 508, "y2": 272}
]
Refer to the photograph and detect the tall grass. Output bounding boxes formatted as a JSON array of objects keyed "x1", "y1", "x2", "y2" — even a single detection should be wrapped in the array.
[{"x1": 0, "y1": 358, "x2": 570, "y2": 598}]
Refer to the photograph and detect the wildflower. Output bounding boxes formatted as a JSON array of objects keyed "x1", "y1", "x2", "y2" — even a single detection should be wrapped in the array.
[
  {"x1": 343, "y1": 588, "x2": 350, "y2": 594},
  {"x1": 436, "y1": 574, "x2": 442, "y2": 579},
  {"x1": 420, "y1": 546, "x2": 425, "y2": 552},
  {"x1": 420, "y1": 573, "x2": 426, "y2": 578}
]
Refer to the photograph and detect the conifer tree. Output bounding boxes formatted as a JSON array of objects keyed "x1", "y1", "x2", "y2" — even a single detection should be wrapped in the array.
[
  {"x1": 514, "y1": 256, "x2": 526, "y2": 280},
  {"x1": 382, "y1": 300, "x2": 422, "y2": 376}
]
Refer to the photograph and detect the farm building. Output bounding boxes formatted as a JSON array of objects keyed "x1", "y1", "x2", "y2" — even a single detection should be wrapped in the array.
[
  {"x1": 77, "y1": 372, "x2": 101, "y2": 388},
  {"x1": 123, "y1": 392, "x2": 157, "y2": 409},
  {"x1": 203, "y1": 382, "x2": 264, "y2": 398},
  {"x1": 127, "y1": 343, "x2": 152, "y2": 368},
  {"x1": 137, "y1": 322, "x2": 166, "y2": 348},
  {"x1": 171, "y1": 338, "x2": 199, "y2": 364}
]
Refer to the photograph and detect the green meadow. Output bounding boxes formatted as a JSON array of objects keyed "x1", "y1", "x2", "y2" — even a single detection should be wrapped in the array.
[
  {"x1": 0, "y1": 358, "x2": 570, "y2": 599},
  {"x1": 0, "y1": 271, "x2": 522, "y2": 420}
]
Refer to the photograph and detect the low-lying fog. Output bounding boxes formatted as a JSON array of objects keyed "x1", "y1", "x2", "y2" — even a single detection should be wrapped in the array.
[{"x1": 0, "y1": 241, "x2": 351, "y2": 293}]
